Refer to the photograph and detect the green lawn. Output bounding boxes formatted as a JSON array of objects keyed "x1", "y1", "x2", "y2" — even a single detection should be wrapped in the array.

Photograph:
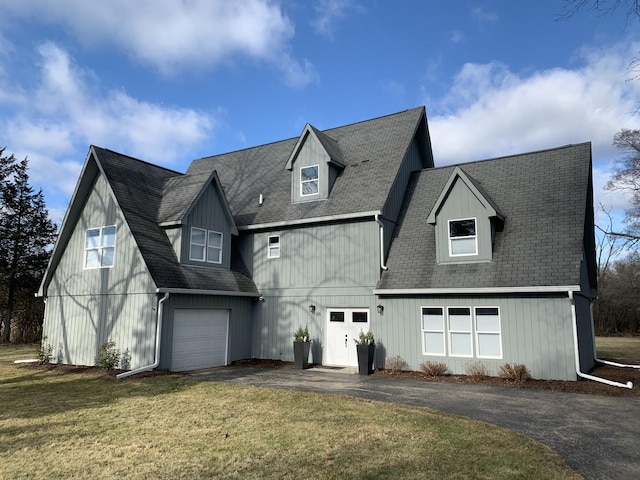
[
  {"x1": 596, "y1": 336, "x2": 640, "y2": 363},
  {"x1": 0, "y1": 344, "x2": 579, "y2": 480}
]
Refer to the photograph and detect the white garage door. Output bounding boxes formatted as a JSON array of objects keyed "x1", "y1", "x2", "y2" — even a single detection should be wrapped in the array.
[{"x1": 171, "y1": 309, "x2": 229, "y2": 371}]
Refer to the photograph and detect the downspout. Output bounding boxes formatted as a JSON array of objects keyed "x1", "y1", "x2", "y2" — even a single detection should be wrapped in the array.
[
  {"x1": 590, "y1": 301, "x2": 640, "y2": 370},
  {"x1": 374, "y1": 214, "x2": 388, "y2": 271},
  {"x1": 117, "y1": 292, "x2": 169, "y2": 380},
  {"x1": 569, "y1": 291, "x2": 633, "y2": 389}
]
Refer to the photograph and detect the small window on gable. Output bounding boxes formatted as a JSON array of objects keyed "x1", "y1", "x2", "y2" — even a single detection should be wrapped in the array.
[
  {"x1": 300, "y1": 165, "x2": 319, "y2": 196},
  {"x1": 268, "y1": 235, "x2": 280, "y2": 258},
  {"x1": 84, "y1": 225, "x2": 116, "y2": 269},
  {"x1": 190, "y1": 227, "x2": 222, "y2": 264},
  {"x1": 449, "y1": 218, "x2": 477, "y2": 256}
]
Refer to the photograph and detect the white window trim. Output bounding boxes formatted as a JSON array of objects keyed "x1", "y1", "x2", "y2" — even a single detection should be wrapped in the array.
[
  {"x1": 448, "y1": 217, "x2": 478, "y2": 257},
  {"x1": 190, "y1": 227, "x2": 223, "y2": 264},
  {"x1": 84, "y1": 225, "x2": 116, "y2": 269},
  {"x1": 300, "y1": 164, "x2": 319, "y2": 197},
  {"x1": 421, "y1": 306, "x2": 446, "y2": 356},
  {"x1": 447, "y1": 307, "x2": 473, "y2": 358},
  {"x1": 267, "y1": 235, "x2": 280, "y2": 258},
  {"x1": 474, "y1": 306, "x2": 503, "y2": 359}
]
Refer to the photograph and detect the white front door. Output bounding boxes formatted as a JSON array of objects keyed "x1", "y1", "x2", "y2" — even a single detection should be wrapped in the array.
[{"x1": 324, "y1": 308, "x2": 370, "y2": 367}]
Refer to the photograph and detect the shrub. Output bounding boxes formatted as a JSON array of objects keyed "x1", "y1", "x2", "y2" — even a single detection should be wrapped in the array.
[
  {"x1": 37, "y1": 337, "x2": 54, "y2": 365},
  {"x1": 464, "y1": 361, "x2": 489, "y2": 381},
  {"x1": 419, "y1": 361, "x2": 449, "y2": 377},
  {"x1": 385, "y1": 355, "x2": 409, "y2": 372},
  {"x1": 498, "y1": 363, "x2": 531, "y2": 385},
  {"x1": 95, "y1": 340, "x2": 121, "y2": 370},
  {"x1": 293, "y1": 326, "x2": 310, "y2": 342}
]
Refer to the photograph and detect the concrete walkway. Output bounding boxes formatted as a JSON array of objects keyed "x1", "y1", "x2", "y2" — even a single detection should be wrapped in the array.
[{"x1": 188, "y1": 366, "x2": 640, "y2": 480}]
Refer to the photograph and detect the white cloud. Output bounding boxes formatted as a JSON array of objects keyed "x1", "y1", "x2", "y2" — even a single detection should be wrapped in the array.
[
  {"x1": 311, "y1": 0, "x2": 355, "y2": 39},
  {"x1": 0, "y1": 0, "x2": 315, "y2": 87},
  {"x1": 0, "y1": 42, "x2": 217, "y2": 213},
  {"x1": 471, "y1": 7, "x2": 499, "y2": 29}
]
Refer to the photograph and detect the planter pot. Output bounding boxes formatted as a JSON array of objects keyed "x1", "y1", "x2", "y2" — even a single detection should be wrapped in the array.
[
  {"x1": 356, "y1": 344, "x2": 375, "y2": 375},
  {"x1": 294, "y1": 341, "x2": 311, "y2": 369}
]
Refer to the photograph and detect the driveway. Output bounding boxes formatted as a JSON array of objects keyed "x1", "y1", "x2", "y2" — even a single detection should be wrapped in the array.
[{"x1": 188, "y1": 366, "x2": 640, "y2": 480}]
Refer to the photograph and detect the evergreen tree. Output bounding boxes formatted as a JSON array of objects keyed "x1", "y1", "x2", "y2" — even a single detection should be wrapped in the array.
[{"x1": 0, "y1": 151, "x2": 57, "y2": 343}]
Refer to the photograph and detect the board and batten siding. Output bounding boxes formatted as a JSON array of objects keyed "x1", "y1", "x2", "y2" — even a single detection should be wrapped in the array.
[
  {"x1": 376, "y1": 294, "x2": 577, "y2": 381},
  {"x1": 158, "y1": 294, "x2": 256, "y2": 369},
  {"x1": 290, "y1": 132, "x2": 333, "y2": 203},
  {"x1": 182, "y1": 183, "x2": 234, "y2": 268},
  {"x1": 42, "y1": 172, "x2": 158, "y2": 369}
]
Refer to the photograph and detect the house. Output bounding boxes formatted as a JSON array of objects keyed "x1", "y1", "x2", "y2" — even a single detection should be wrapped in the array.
[{"x1": 38, "y1": 106, "x2": 599, "y2": 381}]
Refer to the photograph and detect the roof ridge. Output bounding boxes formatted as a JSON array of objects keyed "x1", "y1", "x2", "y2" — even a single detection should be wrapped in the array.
[{"x1": 91, "y1": 145, "x2": 183, "y2": 175}]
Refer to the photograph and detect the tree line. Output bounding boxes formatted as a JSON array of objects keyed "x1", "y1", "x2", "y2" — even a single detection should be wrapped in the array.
[{"x1": 0, "y1": 148, "x2": 57, "y2": 343}]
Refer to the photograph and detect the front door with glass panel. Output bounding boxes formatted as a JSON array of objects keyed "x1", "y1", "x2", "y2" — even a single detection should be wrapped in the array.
[{"x1": 325, "y1": 308, "x2": 370, "y2": 367}]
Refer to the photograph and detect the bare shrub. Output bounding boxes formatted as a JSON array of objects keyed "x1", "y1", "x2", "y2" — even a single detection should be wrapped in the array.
[
  {"x1": 464, "y1": 361, "x2": 489, "y2": 381},
  {"x1": 385, "y1": 355, "x2": 409, "y2": 372},
  {"x1": 419, "y1": 361, "x2": 449, "y2": 377},
  {"x1": 498, "y1": 363, "x2": 531, "y2": 385}
]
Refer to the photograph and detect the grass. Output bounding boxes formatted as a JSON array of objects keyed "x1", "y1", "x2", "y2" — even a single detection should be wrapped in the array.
[
  {"x1": 0, "y1": 344, "x2": 580, "y2": 479},
  {"x1": 596, "y1": 336, "x2": 640, "y2": 363}
]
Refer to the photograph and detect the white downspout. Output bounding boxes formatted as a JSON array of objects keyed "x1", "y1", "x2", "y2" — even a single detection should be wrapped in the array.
[
  {"x1": 117, "y1": 292, "x2": 169, "y2": 380},
  {"x1": 374, "y1": 214, "x2": 388, "y2": 271},
  {"x1": 569, "y1": 291, "x2": 633, "y2": 389},
  {"x1": 589, "y1": 301, "x2": 640, "y2": 370}
]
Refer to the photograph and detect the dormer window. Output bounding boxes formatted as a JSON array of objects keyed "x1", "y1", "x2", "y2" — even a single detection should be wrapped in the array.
[
  {"x1": 300, "y1": 165, "x2": 319, "y2": 196},
  {"x1": 449, "y1": 218, "x2": 477, "y2": 256}
]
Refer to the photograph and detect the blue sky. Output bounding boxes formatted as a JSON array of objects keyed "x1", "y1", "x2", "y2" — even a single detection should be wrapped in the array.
[{"x1": 0, "y1": 0, "x2": 639, "y2": 233}]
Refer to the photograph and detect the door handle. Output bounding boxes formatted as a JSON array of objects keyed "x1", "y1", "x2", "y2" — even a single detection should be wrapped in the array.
[{"x1": 345, "y1": 334, "x2": 348, "y2": 347}]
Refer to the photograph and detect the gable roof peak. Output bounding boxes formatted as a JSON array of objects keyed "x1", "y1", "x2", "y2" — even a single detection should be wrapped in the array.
[{"x1": 285, "y1": 123, "x2": 345, "y2": 170}]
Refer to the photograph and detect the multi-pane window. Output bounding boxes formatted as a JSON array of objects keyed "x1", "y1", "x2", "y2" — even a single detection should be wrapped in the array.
[
  {"x1": 84, "y1": 226, "x2": 116, "y2": 268},
  {"x1": 268, "y1": 235, "x2": 280, "y2": 258},
  {"x1": 475, "y1": 307, "x2": 502, "y2": 358},
  {"x1": 448, "y1": 218, "x2": 477, "y2": 256},
  {"x1": 422, "y1": 307, "x2": 445, "y2": 355},
  {"x1": 421, "y1": 306, "x2": 502, "y2": 358},
  {"x1": 190, "y1": 227, "x2": 222, "y2": 264},
  {"x1": 300, "y1": 165, "x2": 319, "y2": 196},
  {"x1": 448, "y1": 307, "x2": 473, "y2": 357}
]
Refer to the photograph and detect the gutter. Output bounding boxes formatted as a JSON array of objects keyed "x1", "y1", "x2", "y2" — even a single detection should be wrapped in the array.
[
  {"x1": 117, "y1": 292, "x2": 169, "y2": 380},
  {"x1": 238, "y1": 210, "x2": 382, "y2": 231},
  {"x1": 568, "y1": 291, "x2": 633, "y2": 389},
  {"x1": 374, "y1": 214, "x2": 389, "y2": 271}
]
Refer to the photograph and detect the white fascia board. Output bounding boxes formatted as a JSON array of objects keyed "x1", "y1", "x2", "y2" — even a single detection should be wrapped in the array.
[
  {"x1": 156, "y1": 288, "x2": 261, "y2": 297},
  {"x1": 238, "y1": 210, "x2": 382, "y2": 231},
  {"x1": 373, "y1": 285, "x2": 581, "y2": 295}
]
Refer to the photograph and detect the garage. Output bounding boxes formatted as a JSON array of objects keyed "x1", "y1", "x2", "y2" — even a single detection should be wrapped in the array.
[{"x1": 171, "y1": 309, "x2": 229, "y2": 371}]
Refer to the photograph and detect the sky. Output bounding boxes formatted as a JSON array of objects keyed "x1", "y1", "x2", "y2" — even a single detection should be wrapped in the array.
[{"x1": 0, "y1": 0, "x2": 639, "y2": 236}]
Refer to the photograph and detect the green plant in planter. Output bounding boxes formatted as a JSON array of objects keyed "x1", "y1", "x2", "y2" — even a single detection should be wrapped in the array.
[
  {"x1": 354, "y1": 330, "x2": 375, "y2": 375},
  {"x1": 293, "y1": 326, "x2": 311, "y2": 369},
  {"x1": 293, "y1": 325, "x2": 310, "y2": 343}
]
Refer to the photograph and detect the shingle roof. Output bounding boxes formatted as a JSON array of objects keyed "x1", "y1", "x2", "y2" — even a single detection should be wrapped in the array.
[
  {"x1": 92, "y1": 146, "x2": 258, "y2": 294},
  {"x1": 158, "y1": 171, "x2": 214, "y2": 225},
  {"x1": 187, "y1": 107, "x2": 428, "y2": 227},
  {"x1": 377, "y1": 143, "x2": 593, "y2": 290}
]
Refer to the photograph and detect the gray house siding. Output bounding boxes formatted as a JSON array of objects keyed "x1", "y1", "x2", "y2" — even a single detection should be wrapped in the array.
[
  {"x1": 291, "y1": 133, "x2": 332, "y2": 203},
  {"x1": 574, "y1": 293, "x2": 596, "y2": 373},
  {"x1": 375, "y1": 294, "x2": 577, "y2": 380},
  {"x1": 182, "y1": 183, "x2": 234, "y2": 269},
  {"x1": 41, "y1": 172, "x2": 158, "y2": 369},
  {"x1": 158, "y1": 294, "x2": 256, "y2": 369}
]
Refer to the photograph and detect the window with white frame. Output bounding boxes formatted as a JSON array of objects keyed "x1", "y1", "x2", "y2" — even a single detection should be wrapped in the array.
[
  {"x1": 268, "y1": 235, "x2": 280, "y2": 258},
  {"x1": 300, "y1": 165, "x2": 319, "y2": 196},
  {"x1": 475, "y1": 307, "x2": 502, "y2": 358},
  {"x1": 448, "y1": 218, "x2": 477, "y2": 256},
  {"x1": 448, "y1": 307, "x2": 473, "y2": 357},
  {"x1": 84, "y1": 225, "x2": 116, "y2": 268},
  {"x1": 421, "y1": 307, "x2": 445, "y2": 355},
  {"x1": 190, "y1": 227, "x2": 223, "y2": 264}
]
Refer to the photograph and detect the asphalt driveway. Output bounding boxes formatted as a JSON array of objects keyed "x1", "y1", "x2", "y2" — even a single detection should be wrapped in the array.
[{"x1": 188, "y1": 366, "x2": 640, "y2": 480}]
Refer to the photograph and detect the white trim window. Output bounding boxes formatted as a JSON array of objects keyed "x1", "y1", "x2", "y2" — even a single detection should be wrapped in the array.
[
  {"x1": 84, "y1": 225, "x2": 116, "y2": 268},
  {"x1": 448, "y1": 218, "x2": 477, "y2": 256},
  {"x1": 190, "y1": 227, "x2": 223, "y2": 264},
  {"x1": 300, "y1": 165, "x2": 319, "y2": 196},
  {"x1": 448, "y1": 307, "x2": 473, "y2": 357},
  {"x1": 475, "y1": 307, "x2": 502, "y2": 358},
  {"x1": 268, "y1": 235, "x2": 280, "y2": 258},
  {"x1": 421, "y1": 307, "x2": 445, "y2": 356}
]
